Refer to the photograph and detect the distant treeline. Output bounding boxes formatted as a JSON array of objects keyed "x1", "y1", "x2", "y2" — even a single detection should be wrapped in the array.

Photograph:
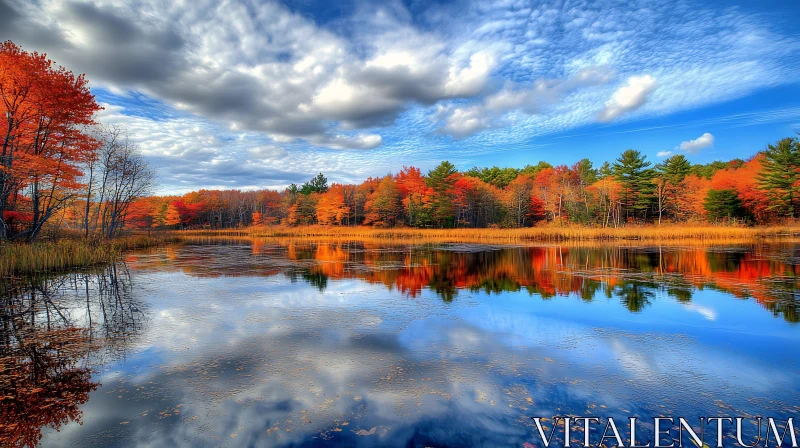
[{"x1": 82, "y1": 136, "x2": 798, "y2": 230}]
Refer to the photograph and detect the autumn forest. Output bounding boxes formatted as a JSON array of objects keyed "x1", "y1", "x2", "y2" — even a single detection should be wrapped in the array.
[
  {"x1": 2, "y1": 40, "x2": 800, "y2": 244},
  {"x1": 118, "y1": 143, "x2": 799, "y2": 232}
]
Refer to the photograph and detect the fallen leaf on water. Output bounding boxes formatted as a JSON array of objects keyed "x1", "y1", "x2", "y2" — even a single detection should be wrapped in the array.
[{"x1": 355, "y1": 427, "x2": 377, "y2": 436}]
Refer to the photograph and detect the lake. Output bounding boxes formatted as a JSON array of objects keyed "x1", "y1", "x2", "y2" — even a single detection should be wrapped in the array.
[{"x1": 2, "y1": 239, "x2": 799, "y2": 447}]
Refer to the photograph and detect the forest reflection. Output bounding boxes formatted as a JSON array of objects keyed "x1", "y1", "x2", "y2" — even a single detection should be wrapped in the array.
[
  {"x1": 129, "y1": 238, "x2": 800, "y2": 323},
  {"x1": 0, "y1": 264, "x2": 147, "y2": 447}
]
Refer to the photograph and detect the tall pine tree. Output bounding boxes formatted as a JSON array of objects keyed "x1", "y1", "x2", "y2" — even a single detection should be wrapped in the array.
[
  {"x1": 656, "y1": 154, "x2": 692, "y2": 222},
  {"x1": 426, "y1": 161, "x2": 458, "y2": 227},
  {"x1": 660, "y1": 155, "x2": 691, "y2": 184},
  {"x1": 612, "y1": 150, "x2": 655, "y2": 223},
  {"x1": 757, "y1": 137, "x2": 800, "y2": 218}
]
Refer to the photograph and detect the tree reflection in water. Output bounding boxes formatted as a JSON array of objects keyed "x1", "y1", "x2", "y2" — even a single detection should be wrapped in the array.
[
  {"x1": 136, "y1": 238, "x2": 800, "y2": 322},
  {"x1": 0, "y1": 263, "x2": 146, "y2": 447},
  {"x1": 287, "y1": 242, "x2": 799, "y2": 319}
]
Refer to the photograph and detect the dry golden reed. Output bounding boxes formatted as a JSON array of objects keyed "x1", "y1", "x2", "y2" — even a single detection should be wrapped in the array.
[
  {"x1": 0, "y1": 234, "x2": 181, "y2": 277},
  {"x1": 177, "y1": 224, "x2": 800, "y2": 244}
]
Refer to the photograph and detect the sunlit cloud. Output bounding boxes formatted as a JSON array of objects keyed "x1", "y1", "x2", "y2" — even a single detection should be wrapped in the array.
[
  {"x1": 678, "y1": 132, "x2": 715, "y2": 153},
  {"x1": 598, "y1": 75, "x2": 657, "y2": 122},
  {"x1": 658, "y1": 132, "x2": 715, "y2": 157}
]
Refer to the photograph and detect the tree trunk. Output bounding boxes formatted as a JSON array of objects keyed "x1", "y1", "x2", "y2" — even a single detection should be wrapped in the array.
[
  {"x1": 84, "y1": 164, "x2": 94, "y2": 238},
  {"x1": 0, "y1": 118, "x2": 13, "y2": 240}
]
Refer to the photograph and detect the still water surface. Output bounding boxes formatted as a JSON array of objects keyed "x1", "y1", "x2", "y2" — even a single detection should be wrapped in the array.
[{"x1": 2, "y1": 239, "x2": 799, "y2": 447}]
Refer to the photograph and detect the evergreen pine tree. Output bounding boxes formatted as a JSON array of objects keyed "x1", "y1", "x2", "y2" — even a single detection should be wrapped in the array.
[
  {"x1": 704, "y1": 189, "x2": 746, "y2": 221},
  {"x1": 660, "y1": 155, "x2": 691, "y2": 184},
  {"x1": 300, "y1": 173, "x2": 329, "y2": 195},
  {"x1": 655, "y1": 154, "x2": 692, "y2": 222},
  {"x1": 757, "y1": 137, "x2": 800, "y2": 218},
  {"x1": 598, "y1": 161, "x2": 613, "y2": 178},
  {"x1": 612, "y1": 150, "x2": 655, "y2": 222},
  {"x1": 426, "y1": 161, "x2": 458, "y2": 227}
]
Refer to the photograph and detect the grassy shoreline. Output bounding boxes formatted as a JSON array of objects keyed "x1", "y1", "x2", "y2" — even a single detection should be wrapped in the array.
[
  {"x1": 177, "y1": 224, "x2": 800, "y2": 243},
  {"x1": 4, "y1": 224, "x2": 800, "y2": 277},
  {"x1": 0, "y1": 234, "x2": 181, "y2": 277}
]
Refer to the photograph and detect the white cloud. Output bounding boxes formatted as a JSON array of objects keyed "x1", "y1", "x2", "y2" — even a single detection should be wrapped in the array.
[
  {"x1": 678, "y1": 132, "x2": 715, "y2": 153},
  {"x1": 437, "y1": 105, "x2": 494, "y2": 139},
  {"x1": 437, "y1": 66, "x2": 615, "y2": 138},
  {"x1": 247, "y1": 146, "x2": 288, "y2": 159},
  {"x1": 656, "y1": 132, "x2": 714, "y2": 158},
  {"x1": 6, "y1": 0, "x2": 793, "y2": 148},
  {"x1": 598, "y1": 75, "x2": 657, "y2": 122},
  {"x1": 308, "y1": 133, "x2": 383, "y2": 150},
  {"x1": 682, "y1": 303, "x2": 718, "y2": 321}
]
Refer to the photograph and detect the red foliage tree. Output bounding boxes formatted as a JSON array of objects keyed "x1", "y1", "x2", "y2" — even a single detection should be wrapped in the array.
[{"x1": 0, "y1": 41, "x2": 101, "y2": 240}]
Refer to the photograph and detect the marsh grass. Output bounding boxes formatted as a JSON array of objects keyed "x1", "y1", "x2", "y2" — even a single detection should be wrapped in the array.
[
  {"x1": 8, "y1": 225, "x2": 793, "y2": 277},
  {"x1": 177, "y1": 224, "x2": 800, "y2": 244},
  {"x1": 0, "y1": 234, "x2": 181, "y2": 277}
]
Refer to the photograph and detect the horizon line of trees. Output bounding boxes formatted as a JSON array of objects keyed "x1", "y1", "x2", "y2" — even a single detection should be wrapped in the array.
[{"x1": 108, "y1": 135, "x2": 799, "y2": 231}]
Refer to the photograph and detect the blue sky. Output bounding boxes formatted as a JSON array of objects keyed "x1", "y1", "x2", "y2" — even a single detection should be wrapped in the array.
[{"x1": 1, "y1": 0, "x2": 799, "y2": 193}]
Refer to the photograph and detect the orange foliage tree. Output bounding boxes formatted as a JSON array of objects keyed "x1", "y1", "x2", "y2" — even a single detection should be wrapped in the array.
[
  {"x1": 676, "y1": 174, "x2": 710, "y2": 221},
  {"x1": 125, "y1": 196, "x2": 159, "y2": 229},
  {"x1": 0, "y1": 327, "x2": 99, "y2": 447},
  {"x1": 165, "y1": 203, "x2": 182, "y2": 227},
  {"x1": 504, "y1": 175, "x2": 534, "y2": 227},
  {"x1": 0, "y1": 41, "x2": 101, "y2": 240},
  {"x1": 87, "y1": 130, "x2": 792, "y2": 230},
  {"x1": 316, "y1": 183, "x2": 350, "y2": 225}
]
